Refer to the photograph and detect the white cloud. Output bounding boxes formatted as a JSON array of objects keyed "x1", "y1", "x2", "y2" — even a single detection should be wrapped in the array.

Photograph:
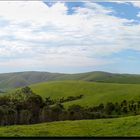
[
  {"x1": 0, "y1": 1, "x2": 139, "y2": 71},
  {"x1": 137, "y1": 12, "x2": 140, "y2": 17},
  {"x1": 114, "y1": 1, "x2": 128, "y2": 4},
  {"x1": 130, "y1": 2, "x2": 140, "y2": 8}
]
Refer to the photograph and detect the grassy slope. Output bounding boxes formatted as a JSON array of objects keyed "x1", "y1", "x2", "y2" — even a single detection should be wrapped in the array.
[
  {"x1": 29, "y1": 81, "x2": 140, "y2": 107},
  {"x1": 1, "y1": 115, "x2": 140, "y2": 136}
]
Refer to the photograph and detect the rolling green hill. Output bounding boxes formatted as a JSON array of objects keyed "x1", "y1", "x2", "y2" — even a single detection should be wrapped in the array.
[
  {"x1": 28, "y1": 81, "x2": 140, "y2": 107},
  {"x1": 1, "y1": 115, "x2": 140, "y2": 137},
  {"x1": 1, "y1": 71, "x2": 140, "y2": 90}
]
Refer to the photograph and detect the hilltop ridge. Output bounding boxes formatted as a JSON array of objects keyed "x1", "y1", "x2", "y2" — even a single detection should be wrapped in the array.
[{"x1": 1, "y1": 71, "x2": 140, "y2": 90}]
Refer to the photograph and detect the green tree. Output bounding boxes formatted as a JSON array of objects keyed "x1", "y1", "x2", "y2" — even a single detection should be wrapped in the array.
[
  {"x1": 26, "y1": 94, "x2": 43, "y2": 123},
  {"x1": 51, "y1": 103, "x2": 64, "y2": 121},
  {"x1": 0, "y1": 106, "x2": 6, "y2": 125},
  {"x1": 19, "y1": 110, "x2": 31, "y2": 124},
  {"x1": 21, "y1": 86, "x2": 33, "y2": 94},
  {"x1": 105, "y1": 102, "x2": 115, "y2": 115},
  {"x1": 68, "y1": 104, "x2": 83, "y2": 120},
  {"x1": 114, "y1": 102, "x2": 121, "y2": 115},
  {"x1": 40, "y1": 106, "x2": 52, "y2": 122}
]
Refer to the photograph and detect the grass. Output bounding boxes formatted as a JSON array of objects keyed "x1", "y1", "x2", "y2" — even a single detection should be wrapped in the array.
[
  {"x1": 27, "y1": 80, "x2": 140, "y2": 107},
  {"x1": 1, "y1": 115, "x2": 140, "y2": 136}
]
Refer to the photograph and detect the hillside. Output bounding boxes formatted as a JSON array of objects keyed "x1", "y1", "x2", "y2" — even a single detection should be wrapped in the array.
[
  {"x1": 1, "y1": 115, "x2": 140, "y2": 136},
  {"x1": 0, "y1": 71, "x2": 66, "y2": 90},
  {"x1": 1, "y1": 71, "x2": 140, "y2": 90},
  {"x1": 28, "y1": 81, "x2": 140, "y2": 107}
]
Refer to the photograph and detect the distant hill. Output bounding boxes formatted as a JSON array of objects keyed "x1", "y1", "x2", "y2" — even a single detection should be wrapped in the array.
[
  {"x1": 54, "y1": 71, "x2": 140, "y2": 84},
  {"x1": 1, "y1": 71, "x2": 140, "y2": 90},
  {"x1": 0, "y1": 71, "x2": 65, "y2": 90}
]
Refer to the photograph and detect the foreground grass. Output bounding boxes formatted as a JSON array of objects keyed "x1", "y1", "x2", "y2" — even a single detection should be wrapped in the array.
[
  {"x1": 0, "y1": 115, "x2": 140, "y2": 137},
  {"x1": 28, "y1": 81, "x2": 140, "y2": 107}
]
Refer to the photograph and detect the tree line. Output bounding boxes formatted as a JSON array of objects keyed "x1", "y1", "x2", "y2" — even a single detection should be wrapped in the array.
[{"x1": 0, "y1": 86, "x2": 140, "y2": 126}]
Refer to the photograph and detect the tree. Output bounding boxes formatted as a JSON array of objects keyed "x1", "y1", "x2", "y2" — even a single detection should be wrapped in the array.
[
  {"x1": 138, "y1": 101, "x2": 140, "y2": 109},
  {"x1": 68, "y1": 104, "x2": 83, "y2": 120},
  {"x1": 121, "y1": 100, "x2": 127, "y2": 107},
  {"x1": 39, "y1": 106, "x2": 52, "y2": 122},
  {"x1": 105, "y1": 102, "x2": 115, "y2": 115},
  {"x1": 21, "y1": 86, "x2": 33, "y2": 94},
  {"x1": 59, "y1": 110, "x2": 68, "y2": 121},
  {"x1": 68, "y1": 104, "x2": 83, "y2": 112},
  {"x1": 120, "y1": 100, "x2": 128, "y2": 114},
  {"x1": 45, "y1": 97, "x2": 54, "y2": 106},
  {"x1": 122, "y1": 106, "x2": 128, "y2": 113},
  {"x1": 19, "y1": 110, "x2": 31, "y2": 124},
  {"x1": 0, "y1": 106, "x2": 6, "y2": 125},
  {"x1": 5, "y1": 107, "x2": 17, "y2": 125},
  {"x1": 129, "y1": 100, "x2": 135, "y2": 112},
  {"x1": 98, "y1": 103, "x2": 104, "y2": 113},
  {"x1": 26, "y1": 94, "x2": 43, "y2": 123},
  {"x1": 114, "y1": 102, "x2": 121, "y2": 115},
  {"x1": 0, "y1": 96, "x2": 10, "y2": 106},
  {"x1": 51, "y1": 103, "x2": 64, "y2": 121}
]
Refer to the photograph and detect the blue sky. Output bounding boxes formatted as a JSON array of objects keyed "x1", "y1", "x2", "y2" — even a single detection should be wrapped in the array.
[
  {"x1": 98, "y1": 2, "x2": 140, "y2": 20},
  {"x1": 0, "y1": 1, "x2": 140, "y2": 74}
]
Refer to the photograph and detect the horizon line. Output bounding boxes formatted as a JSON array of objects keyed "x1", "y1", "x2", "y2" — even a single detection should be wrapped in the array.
[{"x1": 0, "y1": 70, "x2": 140, "y2": 75}]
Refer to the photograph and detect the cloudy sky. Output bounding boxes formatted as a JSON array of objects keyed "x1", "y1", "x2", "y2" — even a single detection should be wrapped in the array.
[{"x1": 0, "y1": 1, "x2": 140, "y2": 74}]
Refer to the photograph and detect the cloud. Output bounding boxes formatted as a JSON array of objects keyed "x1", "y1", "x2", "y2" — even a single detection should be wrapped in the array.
[
  {"x1": 0, "y1": 1, "x2": 66, "y2": 24},
  {"x1": 0, "y1": 1, "x2": 139, "y2": 71},
  {"x1": 137, "y1": 12, "x2": 140, "y2": 17},
  {"x1": 130, "y1": 2, "x2": 140, "y2": 8},
  {"x1": 113, "y1": 1, "x2": 129, "y2": 4}
]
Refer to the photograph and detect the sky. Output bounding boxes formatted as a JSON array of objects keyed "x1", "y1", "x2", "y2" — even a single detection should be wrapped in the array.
[{"x1": 0, "y1": 1, "x2": 140, "y2": 74}]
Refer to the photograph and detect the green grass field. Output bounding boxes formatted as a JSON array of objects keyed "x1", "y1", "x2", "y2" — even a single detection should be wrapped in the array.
[
  {"x1": 27, "y1": 80, "x2": 140, "y2": 107},
  {"x1": 0, "y1": 115, "x2": 140, "y2": 137}
]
